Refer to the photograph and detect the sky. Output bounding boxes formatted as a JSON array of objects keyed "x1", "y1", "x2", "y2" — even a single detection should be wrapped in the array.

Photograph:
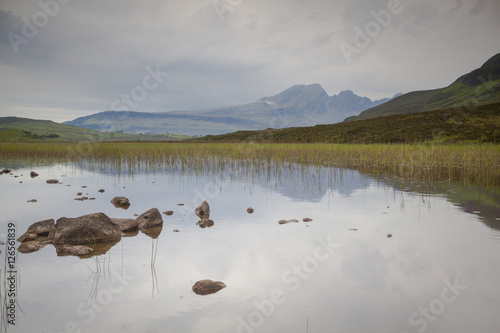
[{"x1": 0, "y1": 0, "x2": 498, "y2": 123}]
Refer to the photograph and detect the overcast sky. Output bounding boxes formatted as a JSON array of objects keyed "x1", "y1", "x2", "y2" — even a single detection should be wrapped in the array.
[{"x1": 0, "y1": 0, "x2": 498, "y2": 122}]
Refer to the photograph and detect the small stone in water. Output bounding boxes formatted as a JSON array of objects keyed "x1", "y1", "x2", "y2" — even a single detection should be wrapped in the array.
[{"x1": 278, "y1": 219, "x2": 299, "y2": 225}]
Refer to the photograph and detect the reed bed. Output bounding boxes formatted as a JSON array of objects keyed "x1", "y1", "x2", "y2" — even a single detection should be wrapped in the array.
[{"x1": 0, "y1": 142, "x2": 498, "y2": 186}]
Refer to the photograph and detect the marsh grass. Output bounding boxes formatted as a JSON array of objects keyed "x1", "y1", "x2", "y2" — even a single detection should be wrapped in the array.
[{"x1": 0, "y1": 142, "x2": 499, "y2": 186}]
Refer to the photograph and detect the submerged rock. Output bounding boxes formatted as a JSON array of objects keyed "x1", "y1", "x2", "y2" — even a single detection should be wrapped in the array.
[
  {"x1": 136, "y1": 208, "x2": 163, "y2": 229},
  {"x1": 195, "y1": 200, "x2": 210, "y2": 218},
  {"x1": 192, "y1": 279, "x2": 226, "y2": 295},
  {"x1": 18, "y1": 219, "x2": 56, "y2": 243},
  {"x1": 46, "y1": 179, "x2": 59, "y2": 184},
  {"x1": 197, "y1": 219, "x2": 214, "y2": 228},
  {"x1": 111, "y1": 196, "x2": 130, "y2": 209},
  {"x1": 55, "y1": 244, "x2": 94, "y2": 257},
  {"x1": 110, "y1": 218, "x2": 139, "y2": 233},
  {"x1": 18, "y1": 241, "x2": 46, "y2": 253},
  {"x1": 54, "y1": 213, "x2": 121, "y2": 245},
  {"x1": 278, "y1": 219, "x2": 299, "y2": 225}
]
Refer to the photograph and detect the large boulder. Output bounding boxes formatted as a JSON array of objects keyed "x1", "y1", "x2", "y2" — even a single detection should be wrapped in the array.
[
  {"x1": 195, "y1": 200, "x2": 210, "y2": 218},
  {"x1": 111, "y1": 196, "x2": 130, "y2": 209},
  {"x1": 18, "y1": 219, "x2": 55, "y2": 242},
  {"x1": 54, "y1": 213, "x2": 121, "y2": 245},
  {"x1": 136, "y1": 208, "x2": 163, "y2": 229},
  {"x1": 192, "y1": 279, "x2": 226, "y2": 295},
  {"x1": 110, "y1": 218, "x2": 139, "y2": 232}
]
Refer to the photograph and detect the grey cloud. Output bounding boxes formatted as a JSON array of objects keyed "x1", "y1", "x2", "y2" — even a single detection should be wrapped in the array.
[{"x1": 0, "y1": 0, "x2": 498, "y2": 121}]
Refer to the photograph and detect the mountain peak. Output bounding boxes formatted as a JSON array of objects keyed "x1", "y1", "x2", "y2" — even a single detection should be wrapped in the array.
[
  {"x1": 260, "y1": 83, "x2": 328, "y2": 106},
  {"x1": 481, "y1": 53, "x2": 500, "y2": 69},
  {"x1": 458, "y1": 53, "x2": 500, "y2": 86},
  {"x1": 338, "y1": 90, "x2": 355, "y2": 96}
]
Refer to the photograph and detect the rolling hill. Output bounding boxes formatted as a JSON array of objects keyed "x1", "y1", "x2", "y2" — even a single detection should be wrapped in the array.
[
  {"x1": 193, "y1": 103, "x2": 500, "y2": 144},
  {"x1": 346, "y1": 53, "x2": 500, "y2": 122},
  {"x1": 0, "y1": 117, "x2": 187, "y2": 141}
]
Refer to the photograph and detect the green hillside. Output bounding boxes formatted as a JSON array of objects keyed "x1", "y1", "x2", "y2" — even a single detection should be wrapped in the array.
[
  {"x1": 346, "y1": 53, "x2": 500, "y2": 121},
  {"x1": 0, "y1": 117, "x2": 188, "y2": 142},
  {"x1": 193, "y1": 103, "x2": 500, "y2": 144}
]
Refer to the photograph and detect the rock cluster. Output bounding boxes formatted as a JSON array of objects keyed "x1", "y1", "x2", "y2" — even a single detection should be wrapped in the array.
[{"x1": 17, "y1": 208, "x2": 164, "y2": 256}]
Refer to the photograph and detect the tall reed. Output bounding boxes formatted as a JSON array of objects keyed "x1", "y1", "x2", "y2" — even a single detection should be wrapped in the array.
[{"x1": 0, "y1": 142, "x2": 498, "y2": 186}]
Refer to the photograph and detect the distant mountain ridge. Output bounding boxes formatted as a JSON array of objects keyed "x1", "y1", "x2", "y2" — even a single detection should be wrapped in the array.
[
  {"x1": 346, "y1": 53, "x2": 500, "y2": 122},
  {"x1": 65, "y1": 84, "x2": 399, "y2": 136}
]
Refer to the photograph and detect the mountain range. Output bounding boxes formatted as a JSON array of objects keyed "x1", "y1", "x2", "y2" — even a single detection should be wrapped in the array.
[{"x1": 64, "y1": 85, "x2": 400, "y2": 136}]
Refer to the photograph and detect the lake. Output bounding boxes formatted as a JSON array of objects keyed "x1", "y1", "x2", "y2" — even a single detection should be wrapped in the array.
[{"x1": 1, "y1": 161, "x2": 499, "y2": 333}]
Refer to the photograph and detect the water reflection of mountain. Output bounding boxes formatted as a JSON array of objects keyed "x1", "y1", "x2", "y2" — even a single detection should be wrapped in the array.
[
  {"x1": 266, "y1": 167, "x2": 375, "y2": 202},
  {"x1": 261, "y1": 166, "x2": 500, "y2": 233},
  {"x1": 447, "y1": 186, "x2": 500, "y2": 232},
  {"x1": 60, "y1": 162, "x2": 500, "y2": 232},
  {"x1": 374, "y1": 173, "x2": 500, "y2": 233}
]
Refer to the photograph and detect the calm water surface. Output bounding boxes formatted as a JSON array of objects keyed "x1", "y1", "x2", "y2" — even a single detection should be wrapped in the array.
[{"x1": 1, "y1": 162, "x2": 499, "y2": 333}]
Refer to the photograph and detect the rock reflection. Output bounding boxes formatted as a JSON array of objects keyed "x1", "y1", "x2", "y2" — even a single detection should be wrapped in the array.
[{"x1": 140, "y1": 225, "x2": 163, "y2": 239}]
